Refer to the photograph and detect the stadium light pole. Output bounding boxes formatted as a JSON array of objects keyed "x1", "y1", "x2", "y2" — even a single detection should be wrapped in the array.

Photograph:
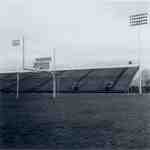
[
  {"x1": 12, "y1": 39, "x2": 21, "y2": 99},
  {"x1": 129, "y1": 13, "x2": 149, "y2": 95}
]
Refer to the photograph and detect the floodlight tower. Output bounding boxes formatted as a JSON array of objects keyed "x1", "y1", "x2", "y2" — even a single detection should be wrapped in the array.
[{"x1": 129, "y1": 13, "x2": 149, "y2": 95}]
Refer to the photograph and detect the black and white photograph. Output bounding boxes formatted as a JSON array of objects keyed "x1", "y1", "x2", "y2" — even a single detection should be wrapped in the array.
[{"x1": 0, "y1": 0, "x2": 150, "y2": 149}]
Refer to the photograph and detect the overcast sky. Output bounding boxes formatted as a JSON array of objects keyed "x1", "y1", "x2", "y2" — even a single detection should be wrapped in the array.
[{"x1": 0, "y1": 0, "x2": 150, "y2": 72}]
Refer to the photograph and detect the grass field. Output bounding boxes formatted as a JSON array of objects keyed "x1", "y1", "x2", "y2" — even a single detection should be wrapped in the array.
[{"x1": 0, "y1": 93, "x2": 150, "y2": 149}]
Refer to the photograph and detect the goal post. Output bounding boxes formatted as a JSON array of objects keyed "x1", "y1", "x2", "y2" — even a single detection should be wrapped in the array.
[{"x1": 13, "y1": 36, "x2": 57, "y2": 99}]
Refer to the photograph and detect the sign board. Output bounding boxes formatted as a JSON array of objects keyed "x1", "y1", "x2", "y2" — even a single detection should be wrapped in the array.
[
  {"x1": 12, "y1": 40, "x2": 21, "y2": 47},
  {"x1": 35, "y1": 57, "x2": 52, "y2": 62},
  {"x1": 33, "y1": 57, "x2": 52, "y2": 70}
]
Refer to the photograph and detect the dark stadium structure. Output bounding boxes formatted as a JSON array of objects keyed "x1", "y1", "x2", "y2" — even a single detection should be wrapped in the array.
[{"x1": 0, "y1": 66, "x2": 139, "y2": 93}]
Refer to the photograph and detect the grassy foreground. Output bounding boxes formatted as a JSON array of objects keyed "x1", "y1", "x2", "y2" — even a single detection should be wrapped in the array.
[{"x1": 0, "y1": 93, "x2": 150, "y2": 149}]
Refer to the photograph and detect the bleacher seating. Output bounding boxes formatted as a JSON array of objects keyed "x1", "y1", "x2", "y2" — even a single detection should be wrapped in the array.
[{"x1": 0, "y1": 67, "x2": 139, "y2": 93}]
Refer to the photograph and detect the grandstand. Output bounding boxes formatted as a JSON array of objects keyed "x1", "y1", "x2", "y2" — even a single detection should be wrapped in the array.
[{"x1": 0, "y1": 66, "x2": 138, "y2": 93}]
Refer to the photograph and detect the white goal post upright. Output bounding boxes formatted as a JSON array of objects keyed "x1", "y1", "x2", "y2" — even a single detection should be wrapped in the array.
[
  {"x1": 12, "y1": 39, "x2": 21, "y2": 99},
  {"x1": 22, "y1": 36, "x2": 25, "y2": 70},
  {"x1": 52, "y1": 48, "x2": 56, "y2": 99}
]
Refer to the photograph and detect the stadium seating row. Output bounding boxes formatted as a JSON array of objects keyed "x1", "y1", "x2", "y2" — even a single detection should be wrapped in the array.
[{"x1": 0, "y1": 67, "x2": 138, "y2": 93}]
